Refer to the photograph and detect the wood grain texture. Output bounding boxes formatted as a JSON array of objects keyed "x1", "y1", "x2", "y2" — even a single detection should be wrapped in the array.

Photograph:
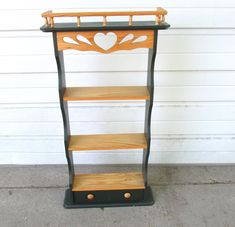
[
  {"x1": 63, "y1": 86, "x2": 150, "y2": 101},
  {"x1": 68, "y1": 133, "x2": 147, "y2": 151},
  {"x1": 57, "y1": 30, "x2": 154, "y2": 53},
  {"x1": 72, "y1": 172, "x2": 145, "y2": 191}
]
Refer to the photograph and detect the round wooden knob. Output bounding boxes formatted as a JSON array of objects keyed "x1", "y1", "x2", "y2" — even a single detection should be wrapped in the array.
[
  {"x1": 87, "y1": 194, "x2": 95, "y2": 200},
  {"x1": 124, "y1": 192, "x2": 131, "y2": 199}
]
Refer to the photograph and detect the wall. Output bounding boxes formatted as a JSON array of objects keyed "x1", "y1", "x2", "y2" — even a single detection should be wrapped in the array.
[{"x1": 0, "y1": 0, "x2": 235, "y2": 164}]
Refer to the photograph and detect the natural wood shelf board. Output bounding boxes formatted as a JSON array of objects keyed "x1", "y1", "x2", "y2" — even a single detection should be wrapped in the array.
[
  {"x1": 69, "y1": 133, "x2": 147, "y2": 151},
  {"x1": 72, "y1": 172, "x2": 145, "y2": 191},
  {"x1": 63, "y1": 86, "x2": 150, "y2": 101}
]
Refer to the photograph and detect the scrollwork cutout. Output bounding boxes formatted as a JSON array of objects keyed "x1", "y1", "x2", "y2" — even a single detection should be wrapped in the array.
[{"x1": 57, "y1": 30, "x2": 154, "y2": 53}]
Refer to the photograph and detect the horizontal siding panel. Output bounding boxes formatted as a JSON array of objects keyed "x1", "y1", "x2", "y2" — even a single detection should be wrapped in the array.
[
  {"x1": 0, "y1": 8, "x2": 235, "y2": 30},
  {"x1": 1, "y1": 136, "x2": 235, "y2": 153},
  {"x1": 1, "y1": 86, "x2": 235, "y2": 103},
  {"x1": 1, "y1": 33, "x2": 235, "y2": 55},
  {"x1": 1, "y1": 105, "x2": 235, "y2": 122},
  {"x1": 3, "y1": 102, "x2": 234, "y2": 109},
  {"x1": 1, "y1": 71, "x2": 235, "y2": 88},
  {"x1": 0, "y1": 53, "x2": 235, "y2": 73},
  {"x1": 1, "y1": 121, "x2": 235, "y2": 136},
  {"x1": 1, "y1": 0, "x2": 235, "y2": 9}
]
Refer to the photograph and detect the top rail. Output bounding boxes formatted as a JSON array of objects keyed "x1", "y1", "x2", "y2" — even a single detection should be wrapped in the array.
[{"x1": 42, "y1": 8, "x2": 168, "y2": 27}]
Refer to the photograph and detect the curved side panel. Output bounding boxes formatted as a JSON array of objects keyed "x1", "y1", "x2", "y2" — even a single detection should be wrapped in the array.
[
  {"x1": 143, "y1": 30, "x2": 158, "y2": 186},
  {"x1": 53, "y1": 32, "x2": 75, "y2": 191}
]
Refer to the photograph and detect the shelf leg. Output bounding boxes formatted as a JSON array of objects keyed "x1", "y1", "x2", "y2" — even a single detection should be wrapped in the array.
[
  {"x1": 143, "y1": 30, "x2": 158, "y2": 187},
  {"x1": 53, "y1": 32, "x2": 75, "y2": 201}
]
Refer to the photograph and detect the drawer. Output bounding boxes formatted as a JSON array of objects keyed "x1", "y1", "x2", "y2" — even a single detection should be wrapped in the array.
[{"x1": 73, "y1": 189, "x2": 144, "y2": 204}]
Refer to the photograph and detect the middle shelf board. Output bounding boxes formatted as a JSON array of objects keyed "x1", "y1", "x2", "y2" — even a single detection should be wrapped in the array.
[
  {"x1": 63, "y1": 86, "x2": 150, "y2": 101},
  {"x1": 68, "y1": 133, "x2": 147, "y2": 151}
]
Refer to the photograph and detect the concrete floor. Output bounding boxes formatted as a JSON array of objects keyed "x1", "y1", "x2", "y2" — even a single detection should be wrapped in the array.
[{"x1": 0, "y1": 165, "x2": 234, "y2": 227}]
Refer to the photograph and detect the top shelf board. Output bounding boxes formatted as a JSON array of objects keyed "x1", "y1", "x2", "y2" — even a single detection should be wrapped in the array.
[{"x1": 40, "y1": 8, "x2": 170, "y2": 32}]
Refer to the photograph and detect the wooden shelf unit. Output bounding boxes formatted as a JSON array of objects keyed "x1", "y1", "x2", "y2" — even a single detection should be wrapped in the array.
[{"x1": 40, "y1": 8, "x2": 169, "y2": 208}]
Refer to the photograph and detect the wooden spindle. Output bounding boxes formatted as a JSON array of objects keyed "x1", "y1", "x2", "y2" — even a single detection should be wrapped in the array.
[
  {"x1": 129, "y1": 15, "x2": 133, "y2": 26},
  {"x1": 155, "y1": 15, "x2": 161, "y2": 25},
  {"x1": 77, "y1": 16, "x2": 81, "y2": 26},
  {"x1": 48, "y1": 17, "x2": 51, "y2": 27},
  {"x1": 50, "y1": 17, "x2": 54, "y2": 27},
  {"x1": 45, "y1": 17, "x2": 49, "y2": 27},
  {"x1": 103, "y1": 16, "x2": 107, "y2": 26}
]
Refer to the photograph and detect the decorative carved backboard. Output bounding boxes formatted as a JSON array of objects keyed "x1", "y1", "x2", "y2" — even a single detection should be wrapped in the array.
[{"x1": 57, "y1": 30, "x2": 154, "y2": 53}]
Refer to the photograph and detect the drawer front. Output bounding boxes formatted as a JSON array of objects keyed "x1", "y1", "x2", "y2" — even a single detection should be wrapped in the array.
[{"x1": 74, "y1": 189, "x2": 144, "y2": 204}]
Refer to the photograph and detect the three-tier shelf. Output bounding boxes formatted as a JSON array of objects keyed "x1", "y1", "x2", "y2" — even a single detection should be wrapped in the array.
[{"x1": 41, "y1": 8, "x2": 169, "y2": 208}]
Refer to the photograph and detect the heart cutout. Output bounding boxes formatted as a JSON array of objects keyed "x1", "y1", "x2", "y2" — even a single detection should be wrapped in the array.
[{"x1": 94, "y1": 32, "x2": 117, "y2": 50}]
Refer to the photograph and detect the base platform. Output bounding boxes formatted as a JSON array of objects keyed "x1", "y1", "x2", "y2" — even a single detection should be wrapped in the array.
[{"x1": 63, "y1": 186, "x2": 154, "y2": 209}]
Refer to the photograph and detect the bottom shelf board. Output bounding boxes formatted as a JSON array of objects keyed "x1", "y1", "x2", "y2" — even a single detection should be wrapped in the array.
[
  {"x1": 72, "y1": 172, "x2": 145, "y2": 191},
  {"x1": 64, "y1": 186, "x2": 154, "y2": 209}
]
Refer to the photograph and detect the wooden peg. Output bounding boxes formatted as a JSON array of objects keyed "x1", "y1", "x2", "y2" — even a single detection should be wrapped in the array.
[
  {"x1": 77, "y1": 16, "x2": 81, "y2": 26},
  {"x1": 124, "y1": 192, "x2": 131, "y2": 199},
  {"x1": 129, "y1": 15, "x2": 133, "y2": 26},
  {"x1": 103, "y1": 16, "x2": 107, "y2": 26},
  {"x1": 87, "y1": 194, "x2": 95, "y2": 200}
]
